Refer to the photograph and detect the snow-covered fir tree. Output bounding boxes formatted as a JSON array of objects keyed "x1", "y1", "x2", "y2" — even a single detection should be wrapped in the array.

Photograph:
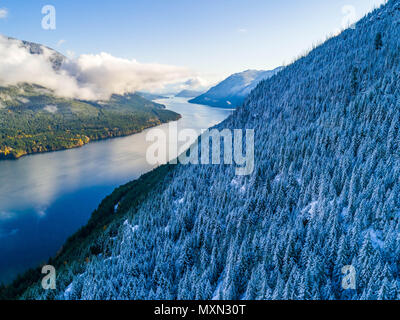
[{"x1": 21, "y1": 0, "x2": 400, "y2": 300}]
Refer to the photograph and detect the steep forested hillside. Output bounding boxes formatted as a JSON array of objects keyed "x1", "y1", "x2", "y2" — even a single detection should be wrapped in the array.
[
  {"x1": 0, "y1": 84, "x2": 180, "y2": 159},
  {"x1": 12, "y1": 0, "x2": 400, "y2": 300}
]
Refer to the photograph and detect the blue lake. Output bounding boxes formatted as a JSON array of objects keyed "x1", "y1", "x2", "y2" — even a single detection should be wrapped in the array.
[{"x1": 0, "y1": 98, "x2": 232, "y2": 284}]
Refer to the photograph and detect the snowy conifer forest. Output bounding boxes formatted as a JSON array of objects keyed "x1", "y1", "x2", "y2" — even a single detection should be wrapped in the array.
[{"x1": 15, "y1": 0, "x2": 400, "y2": 300}]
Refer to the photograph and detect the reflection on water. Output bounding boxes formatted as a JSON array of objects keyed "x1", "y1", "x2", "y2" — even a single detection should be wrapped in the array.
[{"x1": 0, "y1": 97, "x2": 232, "y2": 284}]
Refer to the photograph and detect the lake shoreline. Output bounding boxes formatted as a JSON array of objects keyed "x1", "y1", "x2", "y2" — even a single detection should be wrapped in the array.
[
  {"x1": 0, "y1": 114, "x2": 182, "y2": 161},
  {"x1": 0, "y1": 163, "x2": 175, "y2": 298},
  {"x1": 0, "y1": 97, "x2": 231, "y2": 288}
]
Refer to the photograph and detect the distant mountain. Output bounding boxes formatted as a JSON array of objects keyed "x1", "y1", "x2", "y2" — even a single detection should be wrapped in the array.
[
  {"x1": 189, "y1": 67, "x2": 283, "y2": 108},
  {"x1": 136, "y1": 92, "x2": 169, "y2": 101},
  {"x1": 175, "y1": 90, "x2": 204, "y2": 98},
  {"x1": 8, "y1": 37, "x2": 67, "y2": 70}
]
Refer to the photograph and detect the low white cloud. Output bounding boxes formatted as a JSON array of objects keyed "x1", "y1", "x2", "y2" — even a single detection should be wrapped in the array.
[
  {"x1": 44, "y1": 105, "x2": 58, "y2": 113},
  {"x1": 162, "y1": 76, "x2": 211, "y2": 93},
  {"x1": 237, "y1": 28, "x2": 247, "y2": 34},
  {"x1": 66, "y1": 50, "x2": 75, "y2": 59},
  {"x1": 64, "y1": 52, "x2": 193, "y2": 98},
  {"x1": 0, "y1": 35, "x2": 202, "y2": 101},
  {"x1": 0, "y1": 8, "x2": 8, "y2": 19},
  {"x1": 0, "y1": 36, "x2": 96, "y2": 100}
]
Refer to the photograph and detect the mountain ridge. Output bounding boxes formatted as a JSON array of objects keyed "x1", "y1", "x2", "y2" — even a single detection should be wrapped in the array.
[
  {"x1": 5, "y1": 36, "x2": 66, "y2": 70},
  {"x1": 189, "y1": 67, "x2": 283, "y2": 108}
]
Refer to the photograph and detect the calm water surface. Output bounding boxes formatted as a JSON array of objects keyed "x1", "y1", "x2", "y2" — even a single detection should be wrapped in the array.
[{"x1": 0, "y1": 97, "x2": 232, "y2": 284}]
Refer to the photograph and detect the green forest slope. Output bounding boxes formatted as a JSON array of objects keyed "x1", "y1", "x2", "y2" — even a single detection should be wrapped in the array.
[{"x1": 0, "y1": 84, "x2": 180, "y2": 159}]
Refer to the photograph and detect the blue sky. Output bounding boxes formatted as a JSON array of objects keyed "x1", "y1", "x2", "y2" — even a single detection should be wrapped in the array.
[{"x1": 0, "y1": 0, "x2": 387, "y2": 83}]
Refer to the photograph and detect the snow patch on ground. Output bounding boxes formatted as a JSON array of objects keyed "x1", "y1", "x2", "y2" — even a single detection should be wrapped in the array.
[
  {"x1": 104, "y1": 254, "x2": 121, "y2": 262},
  {"x1": 368, "y1": 228, "x2": 384, "y2": 249},
  {"x1": 231, "y1": 177, "x2": 246, "y2": 193},
  {"x1": 230, "y1": 177, "x2": 240, "y2": 187},
  {"x1": 64, "y1": 282, "x2": 73, "y2": 299},
  {"x1": 274, "y1": 173, "x2": 283, "y2": 183},
  {"x1": 340, "y1": 207, "x2": 349, "y2": 220},
  {"x1": 212, "y1": 279, "x2": 224, "y2": 300},
  {"x1": 302, "y1": 201, "x2": 319, "y2": 218},
  {"x1": 173, "y1": 197, "x2": 185, "y2": 207},
  {"x1": 64, "y1": 273, "x2": 85, "y2": 299},
  {"x1": 123, "y1": 220, "x2": 139, "y2": 233}
]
